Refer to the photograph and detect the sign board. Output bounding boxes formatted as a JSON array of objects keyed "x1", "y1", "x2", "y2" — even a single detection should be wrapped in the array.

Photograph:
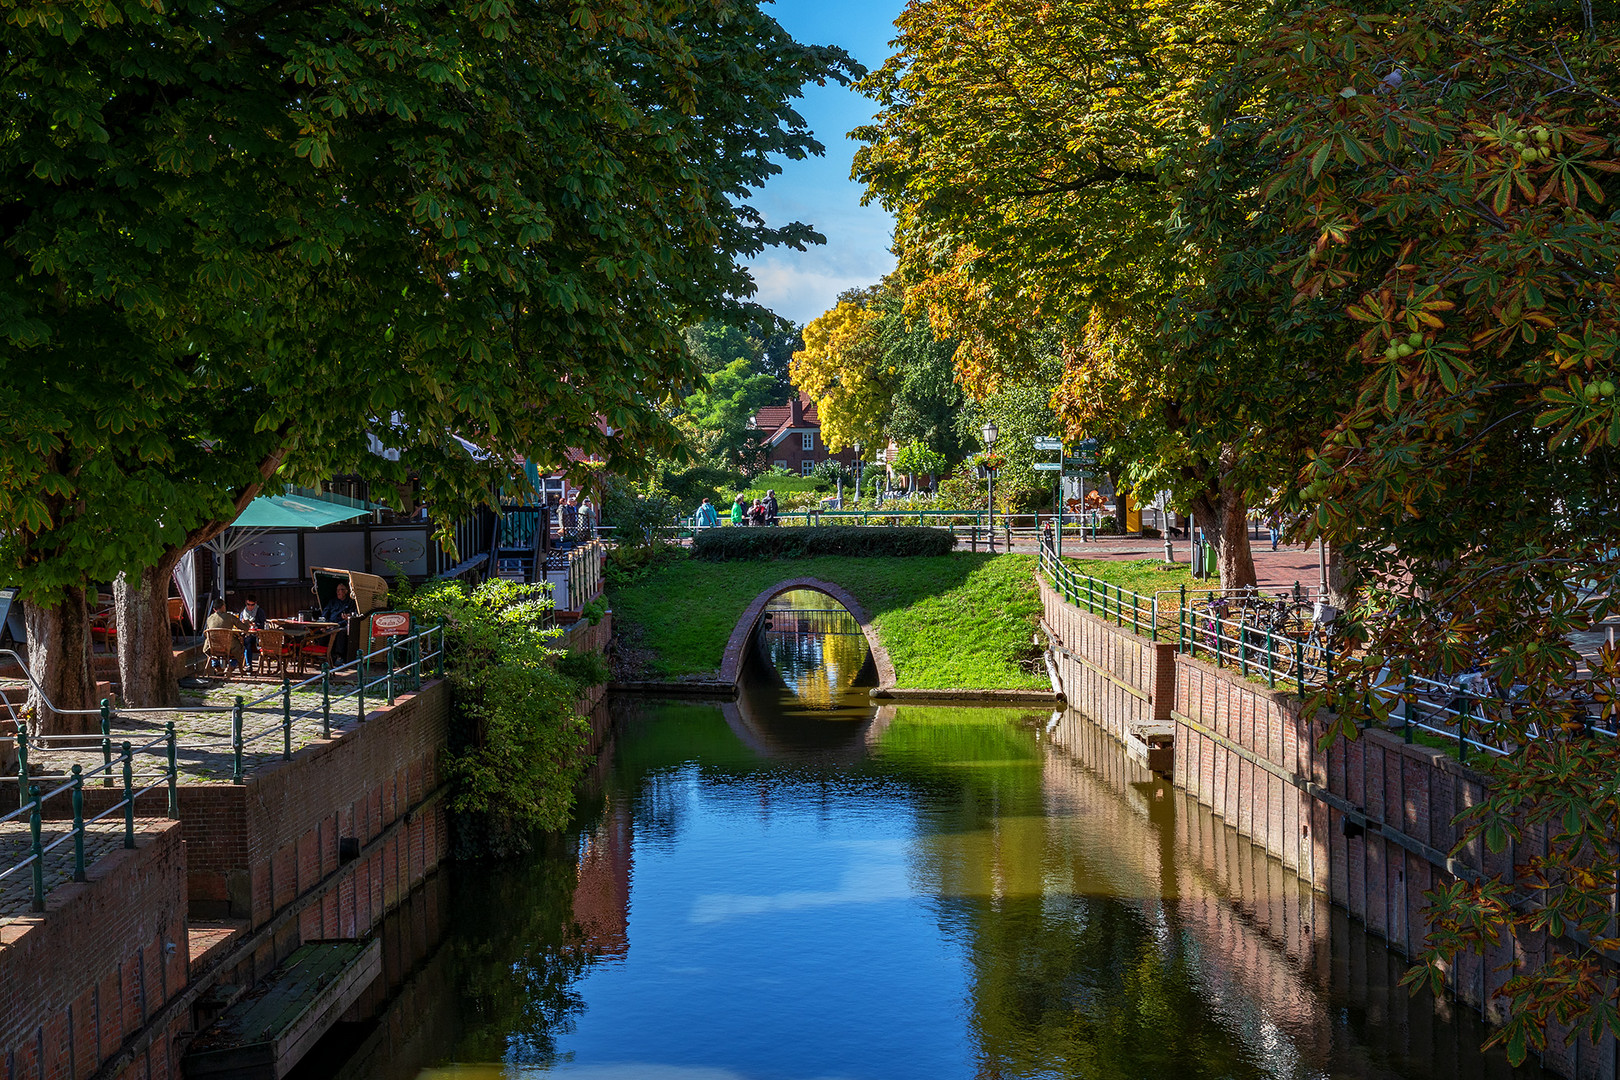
[
  {"x1": 369, "y1": 610, "x2": 413, "y2": 638},
  {"x1": 1064, "y1": 456, "x2": 1097, "y2": 469},
  {"x1": 1032, "y1": 436, "x2": 1063, "y2": 451},
  {"x1": 1033, "y1": 461, "x2": 1064, "y2": 472},
  {"x1": 1077, "y1": 437, "x2": 1100, "y2": 454}
]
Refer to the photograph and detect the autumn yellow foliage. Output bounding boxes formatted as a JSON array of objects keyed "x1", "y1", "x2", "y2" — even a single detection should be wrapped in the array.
[{"x1": 789, "y1": 299, "x2": 893, "y2": 452}]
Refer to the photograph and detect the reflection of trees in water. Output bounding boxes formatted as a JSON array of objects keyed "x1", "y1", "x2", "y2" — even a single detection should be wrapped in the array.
[
  {"x1": 756, "y1": 589, "x2": 870, "y2": 710},
  {"x1": 869, "y1": 712, "x2": 1270, "y2": 1079},
  {"x1": 444, "y1": 833, "x2": 596, "y2": 1066}
]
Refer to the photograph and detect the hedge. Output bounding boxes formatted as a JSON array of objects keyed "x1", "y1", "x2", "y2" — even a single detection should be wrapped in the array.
[{"x1": 691, "y1": 525, "x2": 956, "y2": 560}]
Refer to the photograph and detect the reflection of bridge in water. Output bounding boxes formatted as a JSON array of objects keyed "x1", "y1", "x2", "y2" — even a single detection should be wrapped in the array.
[{"x1": 757, "y1": 607, "x2": 865, "y2": 636}]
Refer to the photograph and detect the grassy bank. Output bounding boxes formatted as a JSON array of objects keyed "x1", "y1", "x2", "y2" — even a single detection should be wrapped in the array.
[
  {"x1": 609, "y1": 553, "x2": 1046, "y2": 690},
  {"x1": 1059, "y1": 557, "x2": 1193, "y2": 596}
]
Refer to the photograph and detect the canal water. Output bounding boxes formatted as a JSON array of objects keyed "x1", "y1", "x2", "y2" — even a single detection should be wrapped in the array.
[{"x1": 312, "y1": 590, "x2": 1547, "y2": 1080}]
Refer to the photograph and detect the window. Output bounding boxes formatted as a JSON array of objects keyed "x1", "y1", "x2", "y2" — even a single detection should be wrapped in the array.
[
  {"x1": 802, "y1": 459, "x2": 815, "y2": 476},
  {"x1": 801, "y1": 432, "x2": 814, "y2": 451},
  {"x1": 773, "y1": 460, "x2": 788, "y2": 471}
]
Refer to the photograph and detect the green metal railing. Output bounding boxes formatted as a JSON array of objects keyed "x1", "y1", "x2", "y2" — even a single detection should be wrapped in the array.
[
  {"x1": 668, "y1": 508, "x2": 1107, "y2": 548},
  {"x1": 0, "y1": 623, "x2": 447, "y2": 907},
  {"x1": 1037, "y1": 537, "x2": 1159, "y2": 639},
  {"x1": 0, "y1": 720, "x2": 177, "y2": 914}
]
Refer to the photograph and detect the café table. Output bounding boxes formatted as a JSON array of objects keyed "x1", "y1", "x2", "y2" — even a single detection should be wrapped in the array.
[{"x1": 268, "y1": 619, "x2": 341, "y2": 676}]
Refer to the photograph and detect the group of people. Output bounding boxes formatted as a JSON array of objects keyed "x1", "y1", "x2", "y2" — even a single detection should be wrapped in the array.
[
  {"x1": 204, "y1": 594, "x2": 267, "y2": 672},
  {"x1": 203, "y1": 583, "x2": 360, "y2": 674},
  {"x1": 694, "y1": 490, "x2": 778, "y2": 528},
  {"x1": 558, "y1": 494, "x2": 597, "y2": 539}
]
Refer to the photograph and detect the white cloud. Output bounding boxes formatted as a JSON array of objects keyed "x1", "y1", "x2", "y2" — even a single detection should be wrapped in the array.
[{"x1": 689, "y1": 841, "x2": 912, "y2": 924}]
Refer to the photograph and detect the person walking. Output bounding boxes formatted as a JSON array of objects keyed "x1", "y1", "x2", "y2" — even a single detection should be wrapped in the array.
[
  {"x1": 763, "y1": 489, "x2": 779, "y2": 526},
  {"x1": 579, "y1": 496, "x2": 596, "y2": 538},
  {"x1": 695, "y1": 497, "x2": 719, "y2": 529},
  {"x1": 1267, "y1": 513, "x2": 1282, "y2": 551},
  {"x1": 731, "y1": 494, "x2": 748, "y2": 526}
]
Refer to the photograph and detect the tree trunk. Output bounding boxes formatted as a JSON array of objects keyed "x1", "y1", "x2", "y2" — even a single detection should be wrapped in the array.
[
  {"x1": 1191, "y1": 489, "x2": 1258, "y2": 590},
  {"x1": 1214, "y1": 495, "x2": 1258, "y2": 589},
  {"x1": 115, "y1": 551, "x2": 183, "y2": 708},
  {"x1": 23, "y1": 589, "x2": 99, "y2": 737},
  {"x1": 1325, "y1": 541, "x2": 1358, "y2": 613}
]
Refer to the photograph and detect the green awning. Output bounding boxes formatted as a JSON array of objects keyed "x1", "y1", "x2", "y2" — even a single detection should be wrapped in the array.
[{"x1": 230, "y1": 491, "x2": 372, "y2": 530}]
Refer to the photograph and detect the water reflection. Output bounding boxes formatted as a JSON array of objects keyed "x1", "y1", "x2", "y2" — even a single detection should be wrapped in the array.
[{"x1": 301, "y1": 636, "x2": 1549, "y2": 1080}]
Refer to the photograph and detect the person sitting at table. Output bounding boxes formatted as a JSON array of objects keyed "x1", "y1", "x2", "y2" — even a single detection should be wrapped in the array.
[
  {"x1": 205, "y1": 599, "x2": 245, "y2": 671},
  {"x1": 321, "y1": 582, "x2": 359, "y2": 662},
  {"x1": 239, "y1": 595, "x2": 265, "y2": 669}
]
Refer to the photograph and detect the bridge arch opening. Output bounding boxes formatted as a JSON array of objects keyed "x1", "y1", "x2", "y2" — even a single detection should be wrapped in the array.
[{"x1": 718, "y1": 578, "x2": 895, "y2": 692}]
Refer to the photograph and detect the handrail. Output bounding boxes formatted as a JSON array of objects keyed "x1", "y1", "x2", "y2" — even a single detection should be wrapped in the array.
[
  {"x1": 1036, "y1": 537, "x2": 1160, "y2": 639},
  {"x1": 0, "y1": 622, "x2": 447, "y2": 911}
]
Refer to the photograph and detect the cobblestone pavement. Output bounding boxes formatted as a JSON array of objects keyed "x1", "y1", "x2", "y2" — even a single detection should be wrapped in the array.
[
  {"x1": 0, "y1": 820, "x2": 145, "y2": 922},
  {"x1": 16, "y1": 663, "x2": 431, "y2": 785}
]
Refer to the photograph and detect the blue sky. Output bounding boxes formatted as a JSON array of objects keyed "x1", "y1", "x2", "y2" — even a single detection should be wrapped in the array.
[{"x1": 743, "y1": 0, "x2": 906, "y2": 327}]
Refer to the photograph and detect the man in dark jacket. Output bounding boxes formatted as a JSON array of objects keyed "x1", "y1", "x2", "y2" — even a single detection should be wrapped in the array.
[{"x1": 764, "y1": 490, "x2": 779, "y2": 526}]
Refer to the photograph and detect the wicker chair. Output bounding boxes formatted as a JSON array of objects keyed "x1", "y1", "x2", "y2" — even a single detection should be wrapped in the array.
[
  {"x1": 203, "y1": 628, "x2": 240, "y2": 674},
  {"x1": 254, "y1": 629, "x2": 289, "y2": 678}
]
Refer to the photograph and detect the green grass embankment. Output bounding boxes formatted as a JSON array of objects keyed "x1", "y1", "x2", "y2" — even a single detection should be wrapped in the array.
[
  {"x1": 1057, "y1": 557, "x2": 1193, "y2": 598},
  {"x1": 609, "y1": 553, "x2": 1045, "y2": 690}
]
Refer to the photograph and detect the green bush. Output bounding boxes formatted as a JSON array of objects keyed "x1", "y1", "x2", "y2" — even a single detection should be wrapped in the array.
[
  {"x1": 554, "y1": 648, "x2": 612, "y2": 688},
  {"x1": 397, "y1": 578, "x2": 590, "y2": 855},
  {"x1": 604, "y1": 541, "x2": 687, "y2": 587},
  {"x1": 691, "y1": 525, "x2": 955, "y2": 560}
]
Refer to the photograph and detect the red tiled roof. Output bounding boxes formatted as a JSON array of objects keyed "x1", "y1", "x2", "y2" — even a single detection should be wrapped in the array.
[{"x1": 751, "y1": 392, "x2": 818, "y2": 435}]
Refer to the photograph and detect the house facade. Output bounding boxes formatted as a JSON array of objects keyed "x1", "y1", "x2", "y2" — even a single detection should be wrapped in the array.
[{"x1": 750, "y1": 393, "x2": 859, "y2": 476}]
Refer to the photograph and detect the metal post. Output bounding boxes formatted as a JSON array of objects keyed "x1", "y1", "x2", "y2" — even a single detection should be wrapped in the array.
[
  {"x1": 16, "y1": 719, "x2": 28, "y2": 788},
  {"x1": 358, "y1": 656, "x2": 366, "y2": 723},
  {"x1": 282, "y1": 675, "x2": 292, "y2": 760},
  {"x1": 987, "y1": 470, "x2": 995, "y2": 553},
  {"x1": 386, "y1": 638, "x2": 396, "y2": 706},
  {"x1": 231, "y1": 696, "x2": 244, "y2": 783},
  {"x1": 321, "y1": 664, "x2": 331, "y2": 739},
  {"x1": 101, "y1": 698, "x2": 112, "y2": 773},
  {"x1": 121, "y1": 742, "x2": 135, "y2": 849},
  {"x1": 71, "y1": 765, "x2": 86, "y2": 882},
  {"x1": 1296, "y1": 636, "x2": 1306, "y2": 695},
  {"x1": 1151, "y1": 597, "x2": 1158, "y2": 642},
  {"x1": 1458, "y1": 694, "x2": 1469, "y2": 763},
  {"x1": 1178, "y1": 587, "x2": 1187, "y2": 653},
  {"x1": 29, "y1": 784, "x2": 44, "y2": 912},
  {"x1": 1240, "y1": 623, "x2": 1249, "y2": 677},
  {"x1": 1403, "y1": 676, "x2": 1414, "y2": 743},
  {"x1": 1266, "y1": 628, "x2": 1276, "y2": 688},
  {"x1": 166, "y1": 722, "x2": 179, "y2": 817},
  {"x1": 412, "y1": 631, "x2": 422, "y2": 691},
  {"x1": 436, "y1": 623, "x2": 446, "y2": 678}
]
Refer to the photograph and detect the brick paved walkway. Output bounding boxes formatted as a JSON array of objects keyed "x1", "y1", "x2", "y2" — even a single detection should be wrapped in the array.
[
  {"x1": 0, "y1": 820, "x2": 141, "y2": 922},
  {"x1": 14, "y1": 665, "x2": 425, "y2": 784}
]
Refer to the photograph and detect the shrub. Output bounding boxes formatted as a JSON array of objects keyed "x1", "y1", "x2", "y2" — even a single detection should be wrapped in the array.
[
  {"x1": 604, "y1": 541, "x2": 687, "y2": 587},
  {"x1": 397, "y1": 578, "x2": 590, "y2": 855},
  {"x1": 554, "y1": 648, "x2": 612, "y2": 688},
  {"x1": 691, "y1": 525, "x2": 955, "y2": 560}
]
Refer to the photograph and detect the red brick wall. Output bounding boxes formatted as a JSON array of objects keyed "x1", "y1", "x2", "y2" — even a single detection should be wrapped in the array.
[
  {"x1": 172, "y1": 679, "x2": 451, "y2": 1006},
  {"x1": 0, "y1": 822, "x2": 188, "y2": 1080},
  {"x1": 1171, "y1": 652, "x2": 1613, "y2": 1078},
  {"x1": 1041, "y1": 570, "x2": 1612, "y2": 1078},
  {"x1": 1039, "y1": 576, "x2": 1175, "y2": 746}
]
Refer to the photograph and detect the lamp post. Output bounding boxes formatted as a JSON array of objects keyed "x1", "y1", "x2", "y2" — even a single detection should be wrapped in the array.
[{"x1": 981, "y1": 421, "x2": 998, "y2": 553}]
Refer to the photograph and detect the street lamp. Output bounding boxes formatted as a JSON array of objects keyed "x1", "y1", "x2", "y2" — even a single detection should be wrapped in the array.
[{"x1": 981, "y1": 422, "x2": 998, "y2": 552}]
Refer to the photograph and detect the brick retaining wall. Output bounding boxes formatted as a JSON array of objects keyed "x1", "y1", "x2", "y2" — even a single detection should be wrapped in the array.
[
  {"x1": 1037, "y1": 576, "x2": 1174, "y2": 747},
  {"x1": 1042, "y1": 577, "x2": 1615, "y2": 1078},
  {"x1": 0, "y1": 822, "x2": 188, "y2": 1080}
]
